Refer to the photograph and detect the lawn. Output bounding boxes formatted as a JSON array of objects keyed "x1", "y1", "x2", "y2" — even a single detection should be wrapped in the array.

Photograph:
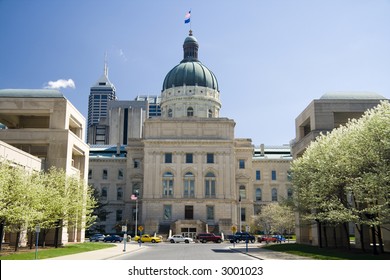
[
  {"x1": 0, "y1": 242, "x2": 115, "y2": 260},
  {"x1": 264, "y1": 243, "x2": 390, "y2": 260}
]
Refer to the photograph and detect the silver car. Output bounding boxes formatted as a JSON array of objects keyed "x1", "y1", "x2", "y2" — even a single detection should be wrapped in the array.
[{"x1": 167, "y1": 235, "x2": 193, "y2": 243}]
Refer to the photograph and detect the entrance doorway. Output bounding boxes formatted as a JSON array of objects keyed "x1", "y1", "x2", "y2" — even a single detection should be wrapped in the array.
[{"x1": 181, "y1": 227, "x2": 197, "y2": 239}]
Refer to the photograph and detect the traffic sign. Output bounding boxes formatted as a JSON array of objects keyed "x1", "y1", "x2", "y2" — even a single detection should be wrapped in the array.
[{"x1": 138, "y1": 225, "x2": 143, "y2": 231}]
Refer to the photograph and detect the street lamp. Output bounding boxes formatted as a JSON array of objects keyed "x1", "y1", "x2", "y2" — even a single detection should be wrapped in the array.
[{"x1": 239, "y1": 195, "x2": 242, "y2": 232}]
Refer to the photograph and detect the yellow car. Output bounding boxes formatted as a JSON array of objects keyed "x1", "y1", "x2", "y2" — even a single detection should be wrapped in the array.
[{"x1": 134, "y1": 234, "x2": 162, "y2": 243}]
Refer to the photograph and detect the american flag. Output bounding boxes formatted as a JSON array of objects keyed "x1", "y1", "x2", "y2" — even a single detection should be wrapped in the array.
[
  {"x1": 184, "y1": 10, "x2": 191, "y2": 24},
  {"x1": 131, "y1": 194, "x2": 138, "y2": 200}
]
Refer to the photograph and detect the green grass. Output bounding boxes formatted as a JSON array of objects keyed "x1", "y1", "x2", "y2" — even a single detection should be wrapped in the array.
[
  {"x1": 263, "y1": 243, "x2": 390, "y2": 260},
  {"x1": 0, "y1": 242, "x2": 115, "y2": 260}
]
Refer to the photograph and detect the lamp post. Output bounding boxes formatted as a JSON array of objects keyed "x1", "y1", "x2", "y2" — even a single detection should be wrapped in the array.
[
  {"x1": 131, "y1": 190, "x2": 139, "y2": 238},
  {"x1": 35, "y1": 225, "x2": 40, "y2": 260},
  {"x1": 239, "y1": 195, "x2": 242, "y2": 232}
]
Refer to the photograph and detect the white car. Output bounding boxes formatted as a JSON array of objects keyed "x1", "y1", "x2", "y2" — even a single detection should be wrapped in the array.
[{"x1": 167, "y1": 235, "x2": 193, "y2": 243}]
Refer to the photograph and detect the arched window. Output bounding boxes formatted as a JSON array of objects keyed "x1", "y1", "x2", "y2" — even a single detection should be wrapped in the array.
[
  {"x1": 187, "y1": 107, "x2": 194, "y2": 117},
  {"x1": 117, "y1": 187, "x2": 123, "y2": 200},
  {"x1": 208, "y1": 109, "x2": 212, "y2": 118},
  {"x1": 168, "y1": 108, "x2": 173, "y2": 118},
  {"x1": 272, "y1": 188, "x2": 278, "y2": 201},
  {"x1": 255, "y1": 188, "x2": 262, "y2": 201},
  {"x1": 183, "y1": 172, "x2": 195, "y2": 197},
  {"x1": 205, "y1": 172, "x2": 216, "y2": 197},
  {"x1": 101, "y1": 187, "x2": 107, "y2": 198},
  {"x1": 162, "y1": 172, "x2": 174, "y2": 197},
  {"x1": 239, "y1": 185, "x2": 246, "y2": 200},
  {"x1": 287, "y1": 188, "x2": 293, "y2": 199}
]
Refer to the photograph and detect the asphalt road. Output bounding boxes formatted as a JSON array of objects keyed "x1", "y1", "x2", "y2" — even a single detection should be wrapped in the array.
[{"x1": 110, "y1": 242, "x2": 257, "y2": 260}]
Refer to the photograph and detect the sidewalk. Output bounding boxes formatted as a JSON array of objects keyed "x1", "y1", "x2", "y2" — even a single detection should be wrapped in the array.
[
  {"x1": 48, "y1": 242, "x2": 145, "y2": 260},
  {"x1": 229, "y1": 243, "x2": 313, "y2": 260}
]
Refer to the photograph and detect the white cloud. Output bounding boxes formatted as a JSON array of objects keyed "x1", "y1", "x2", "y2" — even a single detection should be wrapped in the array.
[
  {"x1": 44, "y1": 79, "x2": 75, "y2": 89},
  {"x1": 118, "y1": 49, "x2": 128, "y2": 62}
]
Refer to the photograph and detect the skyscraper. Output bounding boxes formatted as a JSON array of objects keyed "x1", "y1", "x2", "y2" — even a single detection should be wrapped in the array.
[{"x1": 87, "y1": 61, "x2": 116, "y2": 144}]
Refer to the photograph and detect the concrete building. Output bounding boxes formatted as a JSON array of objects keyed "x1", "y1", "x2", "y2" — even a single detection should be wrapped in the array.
[
  {"x1": 291, "y1": 91, "x2": 387, "y2": 249},
  {"x1": 0, "y1": 89, "x2": 89, "y2": 244}
]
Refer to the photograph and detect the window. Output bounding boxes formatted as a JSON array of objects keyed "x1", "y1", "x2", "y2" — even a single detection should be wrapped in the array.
[
  {"x1": 287, "y1": 188, "x2": 293, "y2": 199},
  {"x1": 118, "y1": 169, "x2": 124, "y2": 180},
  {"x1": 205, "y1": 172, "x2": 216, "y2": 197},
  {"x1": 132, "y1": 183, "x2": 140, "y2": 197},
  {"x1": 287, "y1": 170, "x2": 292, "y2": 181},
  {"x1": 102, "y1": 169, "x2": 108, "y2": 180},
  {"x1": 208, "y1": 109, "x2": 212, "y2": 118},
  {"x1": 206, "y1": 206, "x2": 214, "y2": 220},
  {"x1": 88, "y1": 169, "x2": 92, "y2": 179},
  {"x1": 241, "y1": 208, "x2": 246, "y2": 222},
  {"x1": 187, "y1": 107, "x2": 194, "y2": 117},
  {"x1": 272, "y1": 188, "x2": 278, "y2": 201},
  {"x1": 256, "y1": 170, "x2": 261, "y2": 180},
  {"x1": 168, "y1": 109, "x2": 173, "y2": 118},
  {"x1": 186, "y1": 153, "x2": 193, "y2": 163},
  {"x1": 101, "y1": 187, "x2": 108, "y2": 198},
  {"x1": 165, "y1": 153, "x2": 172, "y2": 163},
  {"x1": 255, "y1": 188, "x2": 262, "y2": 201},
  {"x1": 239, "y1": 185, "x2": 246, "y2": 199},
  {"x1": 239, "y1": 159, "x2": 245, "y2": 169},
  {"x1": 116, "y1": 210, "x2": 122, "y2": 222},
  {"x1": 183, "y1": 172, "x2": 195, "y2": 197},
  {"x1": 206, "y1": 153, "x2": 214, "y2": 164},
  {"x1": 271, "y1": 170, "x2": 277, "y2": 180},
  {"x1": 163, "y1": 205, "x2": 172, "y2": 220},
  {"x1": 133, "y1": 160, "x2": 140, "y2": 169},
  {"x1": 117, "y1": 187, "x2": 123, "y2": 200},
  {"x1": 185, "y1": 205, "x2": 194, "y2": 219},
  {"x1": 162, "y1": 172, "x2": 174, "y2": 197}
]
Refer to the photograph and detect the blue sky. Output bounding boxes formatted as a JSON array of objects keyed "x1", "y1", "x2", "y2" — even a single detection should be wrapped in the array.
[{"x1": 1, "y1": 0, "x2": 389, "y2": 145}]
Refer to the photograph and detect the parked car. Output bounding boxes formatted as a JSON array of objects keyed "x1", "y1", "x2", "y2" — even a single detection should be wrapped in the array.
[
  {"x1": 89, "y1": 233, "x2": 105, "y2": 242},
  {"x1": 134, "y1": 234, "x2": 162, "y2": 243},
  {"x1": 258, "y1": 235, "x2": 277, "y2": 243},
  {"x1": 197, "y1": 233, "x2": 223, "y2": 243},
  {"x1": 273, "y1": 235, "x2": 286, "y2": 243},
  {"x1": 167, "y1": 235, "x2": 193, "y2": 243},
  {"x1": 103, "y1": 234, "x2": 123, "y2": 243},
  {"x1": 230, "y1": 232, "x2": 256, "y2": 243}
]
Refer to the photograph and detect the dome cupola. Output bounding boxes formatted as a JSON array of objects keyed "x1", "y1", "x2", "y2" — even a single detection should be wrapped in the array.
[{"x1": 160, "y1": 31, "x2": 221, "y2": 118}]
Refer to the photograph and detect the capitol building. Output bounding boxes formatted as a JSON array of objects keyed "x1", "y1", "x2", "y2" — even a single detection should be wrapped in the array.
[{"x1": 87, "y1": 31, "x2": 293, "y2": 237}]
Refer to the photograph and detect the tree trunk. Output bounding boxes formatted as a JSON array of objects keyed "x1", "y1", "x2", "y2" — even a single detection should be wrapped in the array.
[
  {"x1": 0, "y1": 220, "x2": 5, "y2": 252},
  {"x1": 371, "y1": 226, "x2": 378, "y2": 255},
  {"x1": 343, "y1": 222, "x2": 351, "y2": 250},
  {"x1": 29, "y1": 230, "x2": 34, "y2": 249},
  {"x1": 355, "y1": 224, "x2": 366, "y2": 252},
  {"x1": 376, "y1": 225, "x2": 384, "y2": 253},
  {"x1": 14, "y1": 231, "x2": 21, "y2": 252},
  {"x1": 333, "y1": 226, "x2": 337, "y2": 248},
  {"x1": 323, "y1": 224, "x2": 328, "y2": 248},
  {"x1": 54, "y1": 220, "x2": 61, "y2": 248},
  {"x1": 317, "y1": 220, "x2": 323, "y2": 248}
]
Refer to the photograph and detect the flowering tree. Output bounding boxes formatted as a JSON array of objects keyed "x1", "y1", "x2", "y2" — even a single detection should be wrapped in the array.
[{"x1": 292, "y1": 101, "x2": 390, "y2": 253}]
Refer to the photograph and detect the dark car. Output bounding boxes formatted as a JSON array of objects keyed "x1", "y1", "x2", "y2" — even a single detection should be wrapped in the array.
[
  {"x1": 103, "y1": 234, "x2": 123, "y2": 243},
  {"x1": 230, "y1": 231, "x2": 255, "y2": 243},
  {"x1": 197, "y1": 233, "x2": 223, "y2": 243},
  {"x1": 89, "y1": 233, "x2": 105, "y2": 242}
]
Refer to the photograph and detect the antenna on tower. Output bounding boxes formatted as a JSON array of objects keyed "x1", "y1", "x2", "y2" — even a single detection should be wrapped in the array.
[{"x1": 104, "y1": 51, "x2": 108, "y2": 77}]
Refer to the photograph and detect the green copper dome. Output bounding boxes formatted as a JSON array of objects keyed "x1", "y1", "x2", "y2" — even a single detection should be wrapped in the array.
[{"x1": 162, "y1": 31, "x2": 219, "y2": 91}]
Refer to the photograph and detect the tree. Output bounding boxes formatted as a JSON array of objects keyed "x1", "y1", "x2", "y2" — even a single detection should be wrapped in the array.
[
  {"x1": 252, "y1": 203, "x2": 295, "y2": 237},
  {"x1": 292, "y1": 101, "x2": 390, "y2": 253}
]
